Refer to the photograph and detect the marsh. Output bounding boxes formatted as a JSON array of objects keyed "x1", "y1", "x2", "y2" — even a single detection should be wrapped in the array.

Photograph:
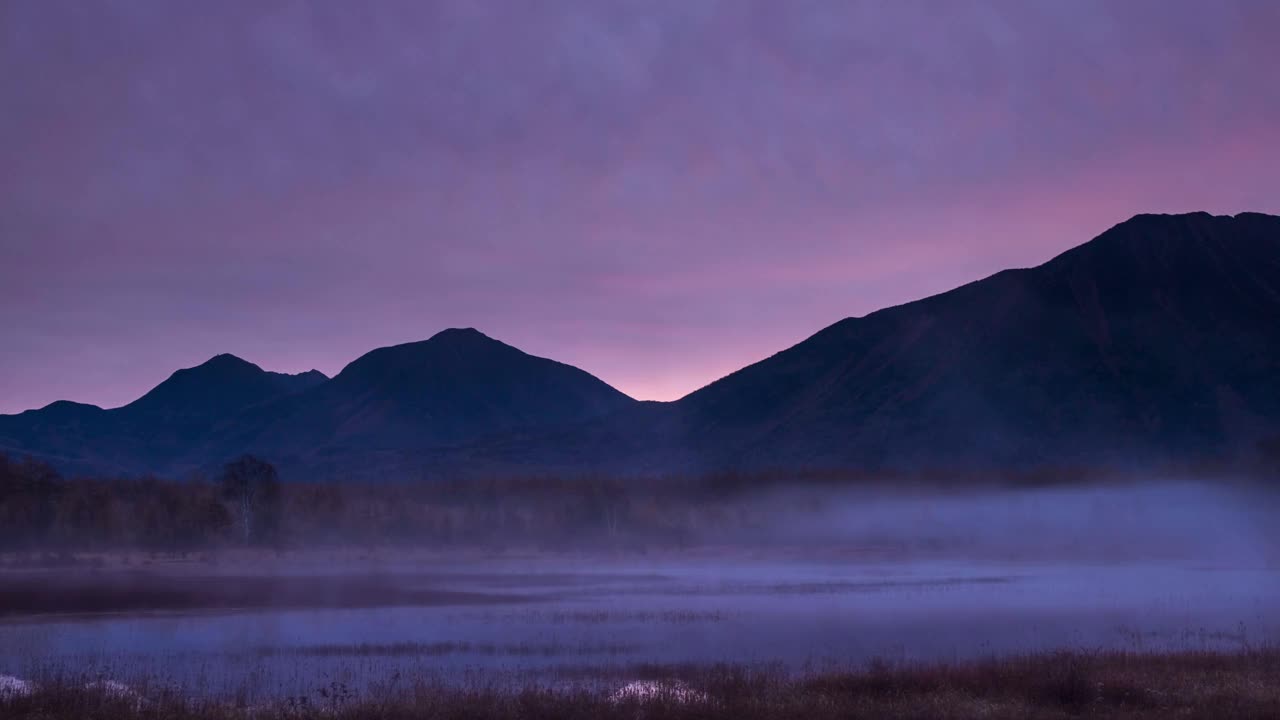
[{"x1": 1, "y1": 479, "x2": 1277, "y2": 711}]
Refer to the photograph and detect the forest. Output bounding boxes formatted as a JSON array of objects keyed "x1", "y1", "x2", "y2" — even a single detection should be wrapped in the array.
[{"x1": 2, "y1": 444, "x2": 1277, "y2": 553}]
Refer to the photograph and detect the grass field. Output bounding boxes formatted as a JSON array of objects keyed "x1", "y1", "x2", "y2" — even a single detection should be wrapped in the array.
[{"x1": 3, "y1": 648, "x2": 1279, "y2": 719}]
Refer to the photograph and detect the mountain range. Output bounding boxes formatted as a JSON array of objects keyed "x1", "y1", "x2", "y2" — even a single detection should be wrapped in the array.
[{"x1": 3, "y1": 211, "x2": 1278, "y2": 480}]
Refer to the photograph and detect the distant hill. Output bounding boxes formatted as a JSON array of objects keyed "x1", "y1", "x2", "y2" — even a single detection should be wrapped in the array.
[
  {"x1": 447, "y1": 211, "x2": 1280, "y2": 476},
  {"x1": 651, "y1": 211, "x2": 1280, "y2": 471},
  {"x1": 120, "y1": 354, "x2": 328, "y2": 426},
  {"x1": 2, "y1": 212, "x2": 1278, "y2": 480},
  {"x1": 0, "y1": 356, "x2": 327, "y2": 476},
  {"x1": 185, "y1": 328, "x2": 637, "y2": 480}
]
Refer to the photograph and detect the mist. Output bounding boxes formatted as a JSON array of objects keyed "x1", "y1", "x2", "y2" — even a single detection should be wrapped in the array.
[
  {"x1": 720, "y1": 478, "x2": 1280, "y2": 566},
  {"x1": 2, "y1": 467, "x2": 1279, "y2": 712}
]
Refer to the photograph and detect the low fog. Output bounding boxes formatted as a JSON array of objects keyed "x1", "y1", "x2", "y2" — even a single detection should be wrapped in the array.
[
  {"x1": 719, "y1": 478, "x2": 1280, "y2": 566},
  {"x1": 2, "y1": 475, "x2": 1279, "y2": 703}
]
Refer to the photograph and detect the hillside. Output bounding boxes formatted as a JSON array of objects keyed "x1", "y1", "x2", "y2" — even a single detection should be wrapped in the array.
[
  {"x1": 183, "y1": 328, "x2": 637, "y2": 479},
  {"x1": 661, "y1": 211, "x2": 1280, "y2": 470},
  {"x1": 2, "y1": 212, "x2": 1277, "y2": 479},
  {"x1": 0, "y1": 356, "x2": 327, "y2": 476}
]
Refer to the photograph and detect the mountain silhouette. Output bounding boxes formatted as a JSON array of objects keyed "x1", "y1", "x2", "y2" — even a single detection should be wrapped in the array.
[
  {"x1": 445, "y1": 211, "x2": 1280, "y2": 476},
  {"x1": 2, "y1": 212, "x2": 1278, "y2": 479},
  {"x1": 185, "y1": 328, "x2": 637, "y2": 479},
  {"x1": 654, "y1": 211, "x2": 1280, "y2": 470},
  {"x1": 120, "y1": 354, "x2": 328, "y2": 425},
  {"x1": 0, "y1": 356, "x2": 327, "y2": 475}
]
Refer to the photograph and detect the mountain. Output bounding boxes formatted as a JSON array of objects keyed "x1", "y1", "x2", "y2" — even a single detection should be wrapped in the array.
[
  {"x1": 120, "y1": 354, "x2": 328, "y2": 426},
  {"x1": 187, "y1": 328, "x2": 637, "y2": 479},
  {"x1": 444, "y1": 211, "x2": 1280, "y2": 476},
  {"x1": 0, "y1": 356, "x2": 328, "y2": 476},
  {"x1": 3, "y1": 211, "x2": 1278, "y2": 479},
  {"x1": 1, "y1": 330, "x2": 635, "y2": 479},
  {"x1": 642, "y1": 211, "x2": 1280, "y2": 471},
  {"x1": 0, "y1": 402, "x2": 120, "y2": 475}
]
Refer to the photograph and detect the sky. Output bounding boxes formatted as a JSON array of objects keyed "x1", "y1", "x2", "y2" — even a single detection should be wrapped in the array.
[{"x1": 3, "y1": 0, "x2": 1280, "y2": 414}]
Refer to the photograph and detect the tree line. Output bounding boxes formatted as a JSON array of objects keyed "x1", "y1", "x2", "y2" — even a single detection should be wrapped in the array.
[
  {"x1": 0, "y1": 452, "x2": 701, "y2": 551},
  {"x1": 2, "y1": 441, "x2": 1277, "y2": 552}
]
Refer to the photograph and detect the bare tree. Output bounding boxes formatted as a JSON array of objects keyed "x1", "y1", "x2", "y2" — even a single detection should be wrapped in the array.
[
  {"x1": 218, "y1": 455, "x2": 281, "y2": 544},
  {"x1": 1259, "y1": 435, "x2": 1280, "y2": 483}
]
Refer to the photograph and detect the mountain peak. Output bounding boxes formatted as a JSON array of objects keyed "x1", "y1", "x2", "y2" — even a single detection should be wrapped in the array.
[
  {"x1": 190, "y1": 353, "x2": 262, "y2": 374},
  {"x1": 1234, "y1": 211, "x2": 1277, "y2": 221},
  {"x1": 337, "y1": 328, "x2": 533, "y2": 383},
  {"x1": 1092, "y1": 211, "x2": 1221, "y2": 242},
  {"x1": 335, "y1": 329, "x2": 521, "y2": 381},
  {"x1": 1121, "y1": 210, "x2": 1215, "y2": 223},
  {"x1": 1036, "y1": 210, "x2": 1280, "y2": 275},
  {"x1": 119, "y1": 353, "x2": 321, "y2": 422},
  {"x1": 165, "y1": 354, "x2": 271, "y2": 387},
  {"x1": 271, "y1": 369, "x2": 329, "y2": 395},
  {"x1": 1099, "y1": 210, "x2": 1279, "y2": 235},
  {"x1": 20, "y1": 399, "x2": 106, "y2": 420},
  {"x1": 205, "y1": 352, "x2": 253, "y2": 364},
  {"x1": 432, "y1": 327, "x2": 485, "y2": 337},
  {"x1": 40, "y1": 399, "x2": 103, "y2": 411},
  {"x1": 426, "y1": 327, "x2": 496, "y2": 346},
  {"x1": 172, "y1": 355, "x2": 326, "y2": 386}
]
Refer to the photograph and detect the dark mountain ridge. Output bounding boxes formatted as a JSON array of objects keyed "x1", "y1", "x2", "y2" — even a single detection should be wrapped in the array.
[
  {"x1": 0, "y1": 356, "x2": 328, "y2": 476},
  {"x1": 661, "y1": 211, "x2": 1280, "y2": 470},
  {"x1": 180, "y1": 328, "x2": 637, "y2": 480},
  {"x1": 439, "y1": 211, "x2": 1280, "y2": 476},
  {"x1": 120, "y1": 354, "x2": 328, "y2": 424},
  {"x1": 2, "y1": 211, "x2": 1278, "y2": 480}
]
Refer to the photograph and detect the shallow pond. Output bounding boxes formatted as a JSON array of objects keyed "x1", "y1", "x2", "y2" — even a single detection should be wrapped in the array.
[{"x1": 1, "y1": 555, "x2": 1276, "y2": 701}]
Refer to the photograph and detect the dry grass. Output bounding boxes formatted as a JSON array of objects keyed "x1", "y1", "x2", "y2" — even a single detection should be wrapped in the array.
[
  {"x1": 252, "y1": 640, "x2": 642, "y2": 657},
  {"x1": 4, "y1": 648, "x2": 1279, "y2": 719},
  {"x1": 0, "y1": 571, "x2": 528, "y2": 617}
]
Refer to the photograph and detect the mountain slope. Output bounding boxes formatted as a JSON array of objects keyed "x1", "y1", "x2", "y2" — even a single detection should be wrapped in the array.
[
  {"x1": 456, "y1": 211, "x2": 1280, "y2": 475},
  {"x1": 660, "y1": 211, "x2": 1280, "y2": 469},
  {"x1": 0, "y1": 356, "x2": 328, "y2": 475},
  {"x1": 186, "y1": 328, "x2": 637, "y2": 479},
  {"x1": 4, "y1": 211, "x2": 1277, "y2": 479},
  {"x1": 120, "y1": 354, "x2": 328, "y2": 425}
]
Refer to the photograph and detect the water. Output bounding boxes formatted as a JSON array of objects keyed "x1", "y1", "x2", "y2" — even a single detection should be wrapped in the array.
[{"x1": 1, "y1": 554, "x2": 1276, "y2": 701}]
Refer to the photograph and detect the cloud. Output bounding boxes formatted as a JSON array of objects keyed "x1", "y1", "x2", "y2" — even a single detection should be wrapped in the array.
[{"x1": 2, "y1": 0, "x2": 1278, "y2": 412}]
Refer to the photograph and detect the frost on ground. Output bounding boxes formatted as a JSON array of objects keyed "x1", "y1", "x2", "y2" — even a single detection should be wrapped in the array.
[
  {"x1": 84, "y1": 679, "x2": 146, "y2": 710},
  {"x1": 0, "y1": 676, "x2": 144, "y2": 707},
  {"x1": 83, "y1": 679, "x2": 136, "y2": 698},
  {"x1": 609, "y1": 680, "x2": 708, "y2": 703},
  {"x1": 0, "y1": 674, "x2": 35, "y2": 700}
]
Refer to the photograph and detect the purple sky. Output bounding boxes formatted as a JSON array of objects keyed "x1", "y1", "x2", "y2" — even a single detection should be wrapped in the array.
[{"x1": 3, "y1": 1, "x2": 1280, "y2": 413}]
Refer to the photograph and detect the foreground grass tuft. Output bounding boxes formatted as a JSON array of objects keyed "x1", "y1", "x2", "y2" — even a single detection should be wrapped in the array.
[{"x1": 4, "y1": 648, "x2": 1280, "y2": 719}]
